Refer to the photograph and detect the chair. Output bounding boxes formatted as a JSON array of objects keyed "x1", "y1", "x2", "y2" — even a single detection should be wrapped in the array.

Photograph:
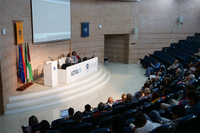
[
  {"x1": 99, "y1": 115, "x2": 113, "y2": 129},
  {"x1": 161, "y1": 105, "x2": 175, "y2": 119},
  {"x1": 91, "y1": 128, "x2": 111, "y2": 133},
  {"x1": 126, "y1": 101, "x2": 138, "y2": 111},
  {"x1": 57, "y1": 119, "x2": 74, "y2": 130},
  {"x1": 165, "y1": 93, "x2": 175, "y2": 104},
  {"x1": 45, "y1": 130, "x2": 61, "y2": 133},
  {"x1": 112, "y1": 105, "x2": 126, "y2": 115},
  {"x1": 71, "y1": 122, "x2": 93, "y2": 133},
  {"x1": 154, "y1": 98, "x2": 166, "y2": 110},
  {"x1": 51, "y1": 118, "x2": 65, "y2": 130},
  {"x1": 175, "y1": 115, "x2": 200, "y2": 133},
  {"x1": 95, "y1": 111, "x2": 112, "y2": 126},
  {"x1": 126, "y1": 118, "x2": 135, "y2": 127},
  {"x1": 142, "y1": 103, "x2": 155, "y2": 115},
  {"x1": 124, "y1": 109, "x2": 139, "y2": 119},
  {"x1": 82, "y1": 115, "x2": 94, "y2": 126},
  {"x1": 180, "y1": 99, "x2": 188, "y2": 107},
  {"x1": 176, "y1": 90, "x2": 184, "y2": 102}
]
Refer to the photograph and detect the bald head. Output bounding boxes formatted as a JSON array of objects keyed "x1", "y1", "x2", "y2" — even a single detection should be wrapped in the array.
[{"x1": 108, "y1": 97, "x2": 114, "y2": 104}]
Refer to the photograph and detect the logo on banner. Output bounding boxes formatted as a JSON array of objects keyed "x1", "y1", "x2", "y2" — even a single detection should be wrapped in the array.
[
  {"x1": 53, "y1": 67, "x2": 56, "y2": 71},
  {"x1": 71, "y1": 68, "x2": 81, "y2": 76},
  {"x1": 86, "y1": 63, "x2": 89, "y2": 71}
]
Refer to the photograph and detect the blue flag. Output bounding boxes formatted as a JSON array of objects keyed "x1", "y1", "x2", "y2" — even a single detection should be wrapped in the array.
[{"x1": 18, "y1": 46, "x2": 25, "y2": 83}]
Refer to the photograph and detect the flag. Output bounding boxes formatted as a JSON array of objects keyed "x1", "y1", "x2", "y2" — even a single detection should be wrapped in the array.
[
  {"x1": 18, "y1": 46, "x2": 25, "y2": 84},
  {"x1": 16, "y1": 22, "x2": 24, "y2": 45},
  {"x1": 25, "y1": 43, "x2": 33, "y2": 82},
  {"x1": 20, "y1": 45, "x2": 26, "y2": 80}
]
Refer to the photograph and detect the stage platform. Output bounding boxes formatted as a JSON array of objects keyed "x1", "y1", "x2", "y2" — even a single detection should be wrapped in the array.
[{"x1": 5, "y1": 64, "x2": 110, "y2": 115}]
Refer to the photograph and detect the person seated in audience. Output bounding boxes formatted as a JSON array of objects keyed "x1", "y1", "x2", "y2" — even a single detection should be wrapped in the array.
[
  {"x1": 65, "y1": 111, "x2": 83, "y2": 133},
  {"x1": 148, "y1": 105, "x2": 185, "y2": 132},
  {"x1": 151, "y1": 92, "x2": 160, "y2": 103},
  {"x1": 66, "y1": 52, "x2": 74, "y2": 64},
  {"x1": 65, "y1": 107, "x2": 74, "y2": 120},
  {"x1": 152, "y1": 77, "x2": 172, "y2": 94},
  {"x1": 155, "y1": 76, "x2": 160, "y2": 82},
  {"x1": 159, "y1": 66, "x2": 165, "y2": 76},
  {"x1": 138, "y1": 88, "x2": 152, "y2": 102},
  {"x1": 82, "y1": 104, "x2": 91, "y2": 115},
  {"x1": 130, "y1": 112, "x2": 161, "y2": 133},
  {"x1": 36, "y1": 120, "x2": 50, "y2": 133},
  {"x1": 71, "y1": 51, "x2": 79, "y2": 63},
  {"x1": 170, "y1": 68, "x2": 182, "y2": 81},
  {"x1": 160, "y1": 85, "x2": 195, "y2": 111},
  {"x1": 111, "y1": 114, "x2": 132, "y2": 133},
  {"x1": 167, "y1": 60, "x2": 179, "y2": 76},
  {"x1": 160, "y1": 87, "x2": 171, "y2": 99},
  {"x1": 186, "y1": 63, "x2": 196, "y2": 76},
  {"x1": 145, "y1": 61, "x2": 161, "y2": 76},
  {"x1": 93, "y1": 102, "x2": 106, "y2": 120},
  {"x1": 185, "y1": 90, "x2": 200, "y2": 116},
  {"x1": 132, "y1": 82, "x2": 150, "y2": 101},
  {"x1": 122, "y1": 93, "x2": 133, "y2": 106},
  {"x1": 149, "y1": 78, "x2": 156, "y2": 88},
  {"x1": 182, "y1": 74, "x2": 196, "y2": 87},
  {"x1": 115, "y1": 94, "x2": 127, "y2": 102},
  {"x1": 22, "y1": 115, "x2": 38, "y2": 133},
  {"x1": 106, "y1": 97, "x2": 115, "y2": 106}
]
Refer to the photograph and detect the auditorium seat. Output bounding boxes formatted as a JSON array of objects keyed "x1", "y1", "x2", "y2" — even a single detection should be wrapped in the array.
[
  {"x1": 82, "y1": 115, "x2": 94, "y2": 126},
  {"x1": 112, "y1": 105, "x2": 126, "y2": 115},
  {"x1": 165, "y1": 93, "x2": 175, "y2": 104},
  {"x1": 56, "y1": 119, "x2": 74, "y2": 131},
  {"x1": 95, "y1": 111, "x2": 112, "y2": 127},
  {"x1": 126, "y1": 101, "x2": 138, "y2": 111},
  {"x1": 51, "y1": 118, "x2": 65, "y2": 130},
  {"x1": 142, "y1": 103, "x2": 155, "y2": 115},
  {"x1": 124, "y1": 109, "x2": 139, "y2": 119},
  {"x1": 71, "y1": 122, "x2": 93, "y2": 133},
  {"x1": 176, "y1": 90, "x2": 184, "y2": 102},
  {"x1": 45, "y1": 130, "x2": 61, "y2": 133},
  {"x1": 98, "y1": 115, "x2": 113, "y2": 129},
  {"x1": 175, "y1": 115, "x2": 200, "y2": 133},
  {"x1": 160, "y1": 105, "x2": 175, "y2": 119},
  {"x1": 91, "y1": 128, "x2": 111, "y2": 133},
  {"x1": 154, "y1": 98, "x2": 166, "y2": 110},
  {"x1": 126, "y1": 118, "x2": 135, "y2": 127}
]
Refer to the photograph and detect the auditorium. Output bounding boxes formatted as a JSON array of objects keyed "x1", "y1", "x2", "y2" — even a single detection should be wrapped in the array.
[{"x1": 0, "y1": 0, "x2": 200, "y2": 133}]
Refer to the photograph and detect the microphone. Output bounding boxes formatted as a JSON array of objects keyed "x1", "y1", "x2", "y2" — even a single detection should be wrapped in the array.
[{"x1": 48, "y1": 56, "x2": 53, "y2": 61}]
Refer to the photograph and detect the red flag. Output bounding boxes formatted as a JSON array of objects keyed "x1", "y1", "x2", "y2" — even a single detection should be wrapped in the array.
[{"x1": 20, "y1": 45, "x2": 26, "y2": 79}]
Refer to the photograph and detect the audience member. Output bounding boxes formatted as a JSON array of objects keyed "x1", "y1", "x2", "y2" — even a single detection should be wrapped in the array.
[
  {"x1": 82, "y1": 104, "x2": 91, "y2": 115},
  {"x1": 121, "y1": 94, "x2": 126, "y2": 102},
  {"x1": 139, "y1": 88, "x2": 152, "y2": 102},
  {"x1": 66, "y1": 52, "x2": 74, "y2": 64},
  {"x1": 71, "y1": 51, "x2": 78, "y2": 63},
  {"x1": 36, "y1": 120, "x2": 50, "y2": 133},
  {"x1": 111, "y1": 114, "x2": 132, "y2": 133},
  {"x1": 93, "y1": 102, "x2": 105, "y2": 120},
  {"x1": 65, "y1": 107, "x2": 74, "y2": 120},
  {"x1": 145, "y1": 61, "x2": 161, "y2": 76},
  {"x1": 148, "y1": 105, "x2": 185, "y2": 132},
  {"x1": 167, "y1": 60, "x2": 179, "y2": 76},
  {"x1": 106, "y1": 97, "x2": 115, "y2": 106},
  {"x1": 170, "y1": 68, "x2": 182, "y2": 81},
  {"x1": 130, "y1": 112, "x2": 161, "y2": 133},
  {"x1": 161, "y1": 85, "x2": 195, "y2": 110},
  {"x1": 149, "y1": 78, "x2": 156, "y2": 88},
  {"x1": 186, "y1": 90, "x2": 200, "y2": 116},
  {"x1": 151, "y1": 92, "x2": 160, "y2": 103},
  {"x1": 22, "y1": 115, "x2": 38, "y2": 133}
]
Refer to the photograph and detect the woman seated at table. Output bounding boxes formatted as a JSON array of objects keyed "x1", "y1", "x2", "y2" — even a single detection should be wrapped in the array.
[
  {"x1": 66, "y1": 52, "x2": 74, "y2": 64},
  {"x1": 72, "y1": 51, "x2": 79, "y2": 63}
]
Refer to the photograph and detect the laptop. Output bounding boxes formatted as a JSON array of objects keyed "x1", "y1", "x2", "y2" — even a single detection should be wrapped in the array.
[{"x1": 61, "y1": 109, "x2": 69, "y2": 118}]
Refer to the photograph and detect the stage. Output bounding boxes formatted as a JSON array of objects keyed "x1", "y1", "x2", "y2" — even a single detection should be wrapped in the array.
[{"x1": 0, "y1": 62, "x2": 147, "y2": 133}]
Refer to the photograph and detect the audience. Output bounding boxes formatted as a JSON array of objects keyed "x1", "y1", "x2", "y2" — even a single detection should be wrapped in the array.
[
  {"x1": 167, "y1": 60, "x2": 179, "y2": 76},
  {"x1": 130, "y1": 112, "x2": 161, "y2": 133},
  {"x1": 106, "y1": 97, "x2": 115, "y2": 106},
  {"x1": 82, "y1": 104, "x2": 91, "y2": 115},
  {"x1": 148, "y1": 105, "x2": 185, "y2": 132},
  {"x1": 186, "y1": 90, "x2": 200, "y2": 116},
  {"x1": 138, "y1": 88, "x2": 152, "y2": 102},
  {"x1": 111, "y1": 114, "x2": 132, "y2": 133},
  {"x1": 145, "y1": 61, "x2": 161, "y2": 76},
  {"x1": 22, "y1": 115, "x2": 38, "y2": 133},
  {"x1": 170, "y1": 68, "x2": 182, "y2": 81},
  {"x1": 65, "y1": 107, "x2": 74, "y2": 120},
  {"x1": 151, "y1": 92, "x2": 160, "y2": 103},
  {"x1": 36, "y1": 120, "x2": 50, "y2": 133},
  {"x1": 93, "y1": 102, "x2": 105, "y2": 120}
]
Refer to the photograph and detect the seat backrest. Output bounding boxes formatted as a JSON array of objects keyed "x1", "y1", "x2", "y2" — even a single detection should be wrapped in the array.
[
  {"x1": 71, "y1": 122, "x2": 93, "y2": 133},
  {"x1": 57, "y1": 119, "x2": 74, "y2": 130},
  {"x1": 126, "y1": 118, "x2": 135, "y2": 127},
  {"x1": 95, "y1": 111, "x2": 112, "y2": 126},
  {"x1": 91, "y1": 128, "x2": 111, "y2": 133},
  {"x1": 175, "y1": 115, "x2": 200, "y2": 133},
  {"x1": 51, "y1": 118, "x2": 65, "y2": 130},
  {"x1": 124, "y1": 109, "x2": 139, "y2": 119},
  {"x1": 126, "y1": 101, "x2": 138, "y2": 111},
  {"x1": 82, "y1": 115, "x2": 94, "y2": 126},
  {"x1": 142, "y1": 103, "x2": 155, "y2": 115},
  {"x1": 166, "y1": 93, "x2": 175, "y2": 104},
  {"x1": 176, "y1": 90, "x2": 184, "y2": 101},
  {"x1": 99, "y1": 115, "x2": 113, "y2": 129},
  {"x1": 45, "y1": 130, "x2": 61, "y2": 133},
  {"x1": 155, "y1": 98, "x2": 166, "y2": 110},
  {"x1": 112, "y1": 105, "x2": 126, "y2": 115}
]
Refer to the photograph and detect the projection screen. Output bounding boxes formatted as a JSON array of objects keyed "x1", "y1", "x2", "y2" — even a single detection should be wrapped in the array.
[{"x1": 31, "y1": 0, "x2": 71, "y2": 43}]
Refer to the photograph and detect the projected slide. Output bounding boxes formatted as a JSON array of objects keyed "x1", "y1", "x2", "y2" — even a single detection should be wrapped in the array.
[{"x1": 31, "y1": 0, "x2": 71, "y2": 43}]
